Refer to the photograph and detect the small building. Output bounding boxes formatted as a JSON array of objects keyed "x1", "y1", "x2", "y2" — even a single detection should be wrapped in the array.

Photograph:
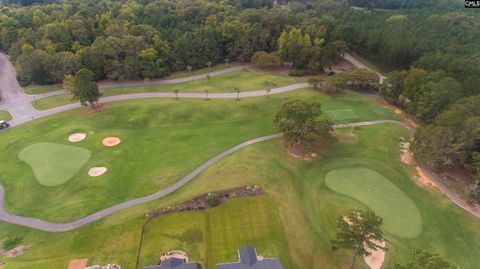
[
  {"x1": 144, "y1": 257, "x2": 201, "y2": 269},
  {"x1": 216, "y1": 246, "x2": 284, "y2": 269}
]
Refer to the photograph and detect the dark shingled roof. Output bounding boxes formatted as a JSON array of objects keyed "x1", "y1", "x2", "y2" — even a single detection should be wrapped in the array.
[
  {"x1": 216, "y1": 246, "x2": 284, "y2": 269},
  {"x1": 144, "y1": 258, "x2": 201, "y2": 269}
]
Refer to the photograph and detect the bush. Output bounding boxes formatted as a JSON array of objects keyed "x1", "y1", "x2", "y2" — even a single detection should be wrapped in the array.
[
  {"x1": 3, "y1": 237, "x2": 22, "y2": 250},
  {"x1": 251, "y1": 51, "x2": 282, "y2": 68},
  {"x1": 288, "y1": 69, "x2": 305, "y2": 76},
  {"x1": 206, "y1": 193, "x2": 220, "y2": 207}
]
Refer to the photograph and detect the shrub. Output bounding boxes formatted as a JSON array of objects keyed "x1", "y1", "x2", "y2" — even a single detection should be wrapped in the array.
[
  {"x1": 3, "y1": 237, "x2": 22, "y2": 250},
  {"x1": 206, "y1": 193, "x2": 220, "y2": 207},
  {"x1": 288, "y1": 69, "x2": 305, "y2": 76},
  {"x1": 251, "y1": 51, "x2": 282, "y2": 68}
]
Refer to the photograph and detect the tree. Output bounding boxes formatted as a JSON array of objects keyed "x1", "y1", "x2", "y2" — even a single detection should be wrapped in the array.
[
  {"x1": 344, "y1": 69, "x2": 380, "y2": 91},
  {"x1": 393, "y1": 249, "x2": 456, "y2": 269},
  {"x1": 63, "y1": 74, "x2": 75, "y2": 93},
  {"x1": 174, "y1": 89, "x2": 179, "y2": 99},
  {"x1": 273, "y1": 100, "x2": 333, "y2": 152},
  {"x1": 204, "y1": 90, "x2": 209, "y2": 100},
  {"x1": 207, "y1": 61, "x2": 212, "y2": 70},
  {"x1": 71, "y1": 68, "x2": 102, "y2": 108},
  {"x1": 332, "y1": 210, "x2": 386, "y2": 269},
  {"x1": 206, "y1": 193, "x2": 220, "y2": 207},
  {"x1": 251, "y1": 51, "x2": 282, "y2": 68}
]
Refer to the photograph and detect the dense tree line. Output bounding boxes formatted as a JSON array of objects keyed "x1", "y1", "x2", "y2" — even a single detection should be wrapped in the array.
[
  {"x1": 0, "y1": 0, "x2": 345, "y2": 86},
  {"x1": 325, "y1": 4, "x2": 480, "y2": 183}
]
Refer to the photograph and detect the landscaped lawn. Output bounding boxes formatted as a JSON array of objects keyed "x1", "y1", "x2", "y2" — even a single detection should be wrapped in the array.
[
  {"x1": 32, "y1": 69, "x2": 305, "y2": 110},
  {"x1": 0, "y1": 110, "x2": 12, "y2": 121},
  {"x1": 0, "y1": 89, "x2": 397, "y2": 222},
  {"x1": 139, "y1": 196, "x2": 292, "y2": 269},
  {"x1": 1, "y1": 124, "x2": 480, "y2": 269}
]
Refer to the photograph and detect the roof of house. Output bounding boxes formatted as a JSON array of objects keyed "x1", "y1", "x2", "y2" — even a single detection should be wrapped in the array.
[
  {"x1": 143, "y1": 258, "x2": 200, "y2": 269},
  {"x1": 67, "y1": 259, "x2": 89, "y2": 269},
  {"x1": 216, "y1": 246, "x2": 284, "y2": 269}
]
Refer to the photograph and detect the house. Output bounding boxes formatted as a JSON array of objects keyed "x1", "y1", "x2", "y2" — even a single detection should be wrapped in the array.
[
  {"x1": 144, "y1": 257, "x2": 201, "y2": 269},
  {"x1": 216, "y1": 246, "x2": 284, "y2": 269}
]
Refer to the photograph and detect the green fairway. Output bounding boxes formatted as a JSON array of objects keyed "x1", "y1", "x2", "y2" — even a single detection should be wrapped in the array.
[
  {"x1": 0, "y1": 89, "x2": 397, "y2": 222},
  {"x1": 139, "y1": 196, "x2": 292, "y2": 269},
  {"x1": 0, "y1": 110, "x2": 12, "y2": 121},
  {"x1": 18, "y1": 142, "x2": 91, "y2": 186},
  {"x1": 325, "y1": 167, "x2": 422, "y2": 238},
  {"x1": 32, "y1": 69, "x2": 305, "y2": 110},
  {"x1": 325, "y1": 109, "x2": 360, "y2": 121},
  {"x1": 1, "y1": 124, "x2": 480, "y2": 269}
]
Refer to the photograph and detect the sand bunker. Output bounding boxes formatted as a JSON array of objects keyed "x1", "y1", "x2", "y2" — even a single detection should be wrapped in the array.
[
  {"x1": 416, "y1": 167, "x2": 443, "y2": 193},
  {"x1": 68, "y1": 133, "x2": 86, "y2": 143},
  {"x1": 88, "y1": 167, "x2": 107, "y2": 177},
  {"x1": 102, "y1": 137, "x2": 121, "y2": 147},
  {"x1": 364, "y1": 239, "x2": 386, "y2": 269}
]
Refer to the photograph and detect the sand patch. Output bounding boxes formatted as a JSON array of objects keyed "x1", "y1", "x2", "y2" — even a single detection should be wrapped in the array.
[
  {"x1": 399, "y1": 139, "x2": 414, "y2": 165},
  {"x1": 343, "y1": 214, "x2": 386, "y2": 269},
  {"x1": 364, "y1": 239, "x2": 386, "y2": 269},
  {"x1": 102, "y1": 137, "x2": 121, "y2": 147},
  {"x1": 416, "y1": 167, "x2": 442, "y2": 193},
  {"x1": 68, "y1": 133, "x2": 86, "y2": 142},
  {"x1": 88, "y1": 167, "x2": 107, "y2": 177}
]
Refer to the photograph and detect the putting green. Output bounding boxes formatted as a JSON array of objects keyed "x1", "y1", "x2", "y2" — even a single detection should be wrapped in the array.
[
  {"x1": 19, "y1": 142, "x2": 91, "y2": 186},
  {"x1": 325, "y1": 109, "x2": 360, "y2": 121},
  {"x1": 325, "y1": 167, "x2": 422, "y2": 239}
]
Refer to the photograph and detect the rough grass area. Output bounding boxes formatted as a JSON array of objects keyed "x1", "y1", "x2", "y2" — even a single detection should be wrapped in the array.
[
  {"x1": 139, "y1": 196, "x2": 291, "y2": 269},
  {"x1": 1, "y1": 124, "x2": 480, "y2": 269},
  {"x1": 23, "y1": 84, "x2": 62, "y2": 95},
  {"x1": 21, "y1": 63, "x2": 242, "y2": 95},
  {"x1": 18, "y1": 142, "x2": 91, "y2": 186},
  {"x1": 325, "y1": 167, "x2": 422, "y2": 238},
  {"x1": 32, "y1": 69, "x2": 305, "y2": 110},
  {"x1": 0, "y1": 110, "x2": 12, "y2": 121},
  {"x1": 0, "y1": 89, "x2": 397, "y2": 222},
  {"x1": 325, "y1": 109, "x2": 360, "y2": 121}
]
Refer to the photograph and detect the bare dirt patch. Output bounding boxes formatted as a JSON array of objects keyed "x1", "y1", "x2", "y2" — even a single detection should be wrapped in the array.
[
  {"x1": 1, "y1": 245, "x2": 29, "y2": 258},
  {"x1": 68, "y1": 133, "x2": 86, "y2": 143},
  {"x1": 88, "y1": 167, "x2": 107, "y2": 177},
  {"x1": 102, "y1": 137, "x2": 121, "y2": 147},
  {"x1": 416, "y1": 167, "x2": 442, "y2": 193},
  {"x1": 364, "y1": 239, "x2": 386, "y2": 269},
  {"x1": 399, "y1": 139, "x2": 414, "y2": 165},
  {"x1": 394, "y1": 109, "x2": 418, "y2": 129}
]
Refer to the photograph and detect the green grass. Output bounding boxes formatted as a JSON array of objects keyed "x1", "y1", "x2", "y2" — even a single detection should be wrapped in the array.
[
  {"x1": 0, "y1": 110, "x2": 12, "y2": 121},
  {"x1": 23, "y1": 84, "x2": 62, "y2": 95},
  {"x1": 139, "y1": 196, "x2": 292, "y2": 269},
  {"x1": 0, "y1": 89, "x2": 397, "y2": 222},
  {"x1": 1, "y1": 124, "x2": 480, "y2": 269},
  {"x1": 32, "y1": 69, "x2": 305, "y2": 110},
  {"x1": 325, "y1": 167, "x2": 422, "y2": 238},
  {"x1": 324, "y1": 109, "x2": 360, "y2": 121},
  {"x1": 18, "y1": 142, "x2": 91, "y2": 186},
  {"x1": 21, "y1": 63, "x2": 242, "y2": 95}
]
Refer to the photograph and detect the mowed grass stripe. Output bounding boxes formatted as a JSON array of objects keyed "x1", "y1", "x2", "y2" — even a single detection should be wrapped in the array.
[
  {"x1": 139, "y1": 197, "x2": 292, "y2": 269},
  {"x1": 325, "y1": 167, "x2": 423, "y2": 239}
]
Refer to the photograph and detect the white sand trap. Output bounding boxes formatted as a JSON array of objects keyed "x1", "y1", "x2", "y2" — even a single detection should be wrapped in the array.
[
  {"x1": 102, "y1": 137, "x2": 121, "y2": 147},
  {"x1": 364, "y1": 239, "x2": 386, "y2": 269},
  {"x1": 68, "y1": 133, "x2": 86, "y2": 142},
  {"x1": 88, "y1": 167, "x2": 107, "y2": 177}
]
